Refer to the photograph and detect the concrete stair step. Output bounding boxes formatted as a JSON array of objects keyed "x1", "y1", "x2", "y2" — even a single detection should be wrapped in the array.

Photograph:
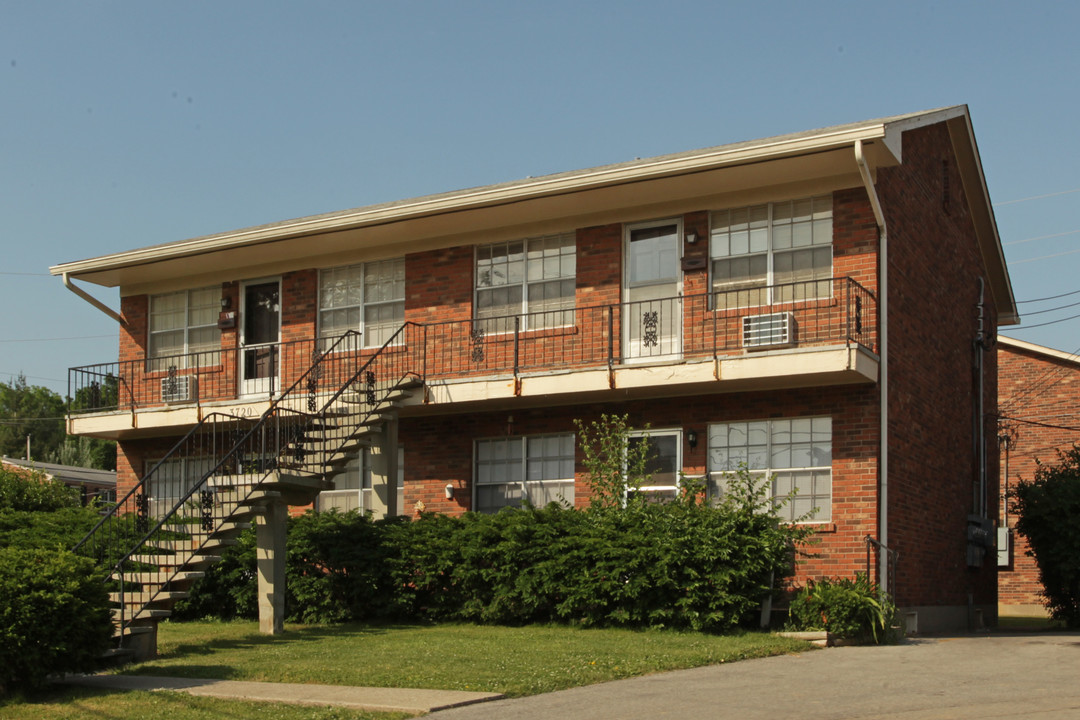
[
  {"x1": 112, "y1": 607, "x2": 172, "y2": 623},
  {"x1": 110, "y1": 570, "x2": 206, "y2": 585},
  {"x1": 150, "y1": 536, "x2": 239, "y2": 553},
  {"x1": 109, "y1": 590, "x2": 188, "y2": 604},
  {"x1": 130, "y1": 553, "x2": 221, "y2": 568}
]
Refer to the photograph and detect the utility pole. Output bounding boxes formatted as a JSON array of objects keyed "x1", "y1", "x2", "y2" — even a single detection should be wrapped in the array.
[{"x1": 25, "y1": 434, "x2": 31, "y2": 461}]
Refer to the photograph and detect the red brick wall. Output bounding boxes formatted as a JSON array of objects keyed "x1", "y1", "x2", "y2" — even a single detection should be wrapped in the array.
[
  {"x1": 876, "y1": 122, "x2": 1000, "y2": 610},
  {"x1": 401, "y1": 385, "x2": 880, "y2": 585},
  {"x1": 405, "y1": 246, "x2": 474, "y2": 324},
  {"x1": 997, "y1": 341, "x2": 1080, "y2": 610}
]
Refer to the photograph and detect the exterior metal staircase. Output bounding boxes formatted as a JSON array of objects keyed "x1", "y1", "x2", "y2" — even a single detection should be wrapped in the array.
[{"x1": 73, "y1": 325, "x2": 425, "y2": 657}]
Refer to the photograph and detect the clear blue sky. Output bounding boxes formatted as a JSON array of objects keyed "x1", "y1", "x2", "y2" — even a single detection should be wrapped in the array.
[{"x1": 2, "y1": 1, "x2": 1078, "y2": 396}]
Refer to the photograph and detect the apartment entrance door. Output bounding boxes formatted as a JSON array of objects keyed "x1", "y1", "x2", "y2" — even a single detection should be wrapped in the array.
[
  {"x1": 240, "y1": 279, "x2": 281, "y2": 398},
  {"x1": 624, "y1": 220, "x2": 682, "y2": 361}
]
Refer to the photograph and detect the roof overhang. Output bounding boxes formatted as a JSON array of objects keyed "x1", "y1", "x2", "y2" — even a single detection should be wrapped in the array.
[
  {"x1": 49, "y1": 105, "x2": 1016, "y2": 324},
  {"x1": 999, "y1": 336, "x2": 1080, "y2": 366}
]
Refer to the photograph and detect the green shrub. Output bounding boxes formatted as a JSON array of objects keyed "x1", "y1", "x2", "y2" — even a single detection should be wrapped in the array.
[
  {"x1": 172, "y1": 527, "x2": 258, "y2": 621},
  {"x1": 0, "y1": 505, "x2": 104, "y2": 552},
  {"x1": 0, "y1": 547, "x2": 113, "y2": 694},
  {"x1": 786, "y1": 574, "x2": 897, "y2": 643},
  {"x1": 285, "y1": 510, "x2": 399, "y2": 623},
  {"x1": 384, "y1": 496, "x2": 800, "y2": 632},
  {"x1": 1013, "y1": 446, "x2": 1080, "y2": 627},
  {"x1": 0, "y1": 466, "x2": 79, "y2": 512}
]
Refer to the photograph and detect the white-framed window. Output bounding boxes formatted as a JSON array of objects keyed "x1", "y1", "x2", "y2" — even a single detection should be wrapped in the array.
[
  {"x1": 707, "y1": 416, "x2": 832, "y2": 523},
  {"x1": 474, "y1": 433, "x2": 575, "y2": 512},
  {"x1": 149, "y1": 287, "x2": 220, "y2": 370},
  {"x1": 710, "y1": 196, "x2": 833, "y2": 308},
  {"x1": 316, "y1": 446, "x2": 405, "y2": 516},
  {"x1": 319, "y1": 258, "x2": 405, "y2": 350},
  {"x1": 627, "y1": 430, "x2": 682, "y2": 503},
  {"x1": 475, "y1": 233, "x2": 576, "y2": 332}
]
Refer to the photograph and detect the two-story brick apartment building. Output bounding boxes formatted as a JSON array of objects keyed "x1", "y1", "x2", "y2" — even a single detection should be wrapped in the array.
[{"x1": 53, "y1": 105, "x2": 1015, "y2": 644}]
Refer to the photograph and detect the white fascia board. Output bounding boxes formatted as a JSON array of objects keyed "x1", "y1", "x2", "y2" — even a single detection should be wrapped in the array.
[{"x1": 880, "y1": 105, "x2": 970, "y2": 163}]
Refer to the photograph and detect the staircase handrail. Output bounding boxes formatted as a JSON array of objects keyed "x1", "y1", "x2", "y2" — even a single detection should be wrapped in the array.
[{"x1": 75, "y1": 325, "x2": 426, "y2": 637}]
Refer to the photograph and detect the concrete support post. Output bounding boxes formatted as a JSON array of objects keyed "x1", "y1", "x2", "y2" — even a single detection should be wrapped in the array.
[
  {"x1": 256, "y1": 498, "x2": 287, "y2": 634},
  {"x1": 368, "y1": 418, "x2": 399, "y2": 518}
]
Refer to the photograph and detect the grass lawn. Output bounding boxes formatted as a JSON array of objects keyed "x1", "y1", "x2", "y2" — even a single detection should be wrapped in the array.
[
  {"x1": 0, "y1": 686, "x2": 409, "y2": 720},
  {"x1": 997, "y1": 614, "x2": 1065, "y2": 631},
  {"x1": 2, "y1": 621, "x2": 812, "y2": 719}
]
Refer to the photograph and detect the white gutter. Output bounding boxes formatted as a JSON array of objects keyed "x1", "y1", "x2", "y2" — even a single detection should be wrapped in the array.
[
  {"x1": 855, "y1": 139, "x2": 890, "y2": 595},
  {"x1": 62, "y1": 272, "x2": 125, "y2": 325}
]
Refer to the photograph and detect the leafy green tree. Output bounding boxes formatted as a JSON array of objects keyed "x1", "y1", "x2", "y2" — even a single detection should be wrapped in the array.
[
  {"x1": 574, "y1": 414, "x2": 653, "y2": 509},
  {"x1": 46, "y1": 435, "x2": 117, "y2": 471},
  {"x1": 0, "y1": 374, "x2": 66, "y2": 462},
  {"x1": 1013, "y1": 446, "x2": 1080, "y2": 627}
]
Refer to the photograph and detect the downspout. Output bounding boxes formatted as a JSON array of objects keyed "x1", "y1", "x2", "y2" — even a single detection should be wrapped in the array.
[
  {"x1": 855, "y1": 139, "x2": 889, "y2": 595},
  {"x1": 62, "y1": 272, "x2": 126, "y2": 325}
]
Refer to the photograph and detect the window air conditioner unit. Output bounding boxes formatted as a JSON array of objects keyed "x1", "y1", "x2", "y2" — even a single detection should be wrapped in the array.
[
  {"x1": 743, "y1": 312, "x2": 794, "y2": 349},
  {"x1": 161, "y1": 375, "x2": 194, "y2": 403}
]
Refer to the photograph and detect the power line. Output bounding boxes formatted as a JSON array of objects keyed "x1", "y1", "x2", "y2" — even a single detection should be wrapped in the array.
[
  {"x1": 995, "y1": 188, "x2": 1080, "y2": 206},
  {"x1": 996, "y1": 414, "x2": 1080, "y2": 434},
  {"x1": 1012, "y1": 247, "x2": 1080, "y2": 265},
  {"x1": 0, "y1": 371, "x2": 65, "y2": 383},
  {"x1": 0, "y1": 334, "x2": 113, "y2": 344},
  {"x1": 1004, "y1": 229, "x2": 1080, "y2": 246},
  {"x1": 1000, "y1": 343, "x2": 1080, "y2": 413},
  {"x1": 1017, "y1": 288, "x2": 1080, "y2": 304},
  {"x1": 1009, "y1": 312, "x2": 1080, "y2": 331},
  {"x1": 1020, "y1": 299, "x2": 1080, "y2": 317}
]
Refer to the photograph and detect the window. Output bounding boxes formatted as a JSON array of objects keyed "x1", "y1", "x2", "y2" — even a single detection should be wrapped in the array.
[
  {"x1": 707, "y1": 417, "x2": 832, "y2": 523},
  {"x1": 627, "y1": 431, "x2": 681, "y2": 503},
  {"x1": 149, "y1": 287, "x2": 220, "y2": 370},
  {"x1": 319, "y1": 258, "x2": 405, "y2": 349},
  {"x1": 710, "y1": 196, "x2": 832, "y2": 308},
  {"x1": 475, "y1": 233, "x2": 575, "y2": 332},
  {"x1": 145, "y1": 455, "x2": 216, "y2": 517},
  {"x1": 475, "y1": 434, "x2": 574, "y2": 512},
  {"x1": 316, "y1": 446, "x2": 405, "y2": 515}
]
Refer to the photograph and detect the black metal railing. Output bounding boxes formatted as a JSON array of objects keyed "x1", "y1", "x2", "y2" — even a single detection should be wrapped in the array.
[
  {"x1": 68, "y1": 277, "x2": 876, "y2": 415},
  {"x1": 72, "y1": 325, "x2": 427, "y2": 641}
]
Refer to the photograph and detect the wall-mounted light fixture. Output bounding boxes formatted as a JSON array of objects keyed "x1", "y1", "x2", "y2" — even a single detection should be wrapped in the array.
[
  {"x1": 220, "y1": 296, "x2": 231, "y2": 310},
  {"x1": 445, "y1": 484, "x2": 455, "y2": 500},
  {"x1": 686, "y1": 428, "x2": 698, "y2": 451},
  {"x1": 685, "y1": 232, "x2": 698, "y2": 245}
]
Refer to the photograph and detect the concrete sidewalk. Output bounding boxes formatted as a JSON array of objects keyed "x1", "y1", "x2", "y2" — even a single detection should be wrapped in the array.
[{"x1": 62, "y1": 674, "x2": 503, "y2": 714}]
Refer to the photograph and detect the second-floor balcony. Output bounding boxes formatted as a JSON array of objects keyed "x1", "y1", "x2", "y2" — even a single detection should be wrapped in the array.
[{"x1": 68, "y1": 277, "x2": 878, "y2": 433}]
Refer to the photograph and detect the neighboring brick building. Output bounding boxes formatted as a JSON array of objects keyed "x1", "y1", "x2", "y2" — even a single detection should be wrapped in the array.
[
  {"x1": 52, "y1": 105, "x2": 1016, "y2": 637},
  {"x1": 996, "y1": 336, "x2": 1080, "y2": 617}
]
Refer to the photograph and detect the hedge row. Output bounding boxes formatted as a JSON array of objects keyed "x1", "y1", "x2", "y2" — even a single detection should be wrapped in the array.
[{"x1": 178, "y1": 497, "x2": 801, "y2": 632}]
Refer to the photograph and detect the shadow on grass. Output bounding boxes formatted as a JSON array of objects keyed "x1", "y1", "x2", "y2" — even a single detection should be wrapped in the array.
[{"x1": 124, "y1": 621, "x2": 429, "y2": 675}]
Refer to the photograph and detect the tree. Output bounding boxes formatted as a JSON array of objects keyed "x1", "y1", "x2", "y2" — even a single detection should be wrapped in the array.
[
  {"x1": 573, "y1": 414, "x2": 653, "y2": 509},
  {"x1": 0, "y1": 374, "x2": 65, "y2": 461},
  {"x1": 0, "y1": 375, "x2": 117, "y2": 470},
  {"x1": 46, "y1": 436, "x2": 117, "y2": 472},
  {"x1": 1012, "y1": 445, "x2": 1080, "y2": 627}
]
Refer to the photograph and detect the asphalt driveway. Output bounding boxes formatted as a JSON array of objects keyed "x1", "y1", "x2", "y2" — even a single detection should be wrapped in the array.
[{"x1": 429, "y1": 631, "x2": 1080, "y2": 719}]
